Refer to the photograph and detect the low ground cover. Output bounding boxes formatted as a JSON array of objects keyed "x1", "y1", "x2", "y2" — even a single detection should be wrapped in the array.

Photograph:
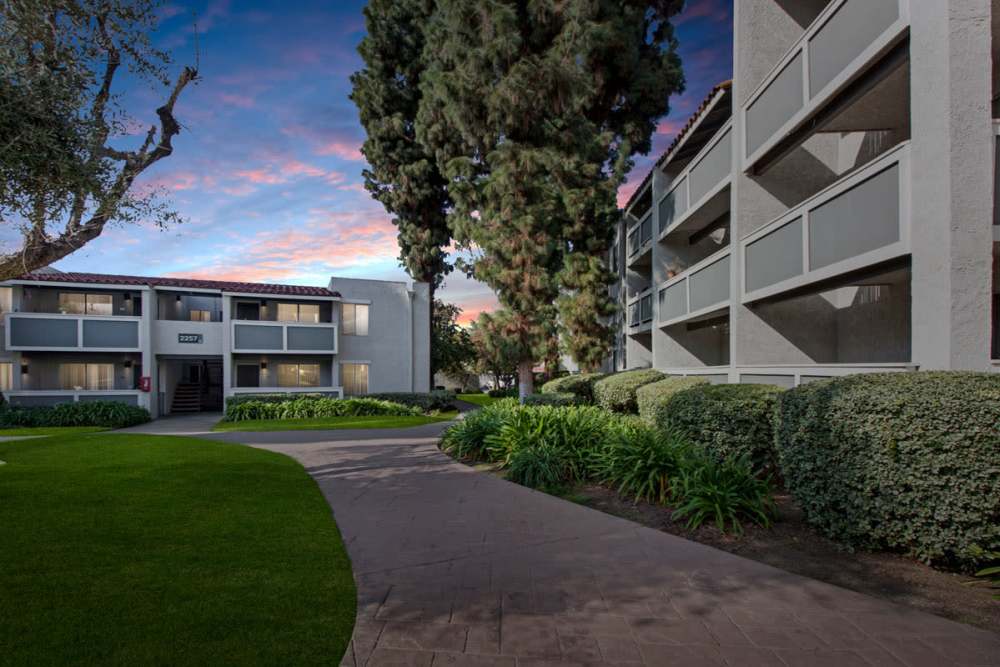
[
  {"x1": 457, "y1": 393, "x2": 497, "y2": 407},
  {"x1": 0, "y1": 400, "x2": 150, "y2": 428},
  {"x1": 213, "y1": 413, "x2": 456, "y2": 432},
  {"x1": 0, "y1": 433, "x2": 355, "y2": 664}
]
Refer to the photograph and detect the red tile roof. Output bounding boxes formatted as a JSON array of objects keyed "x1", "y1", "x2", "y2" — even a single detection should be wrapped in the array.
[
  {"x1": 623, "y1": 80, "x2": 733, "y2": 213},
  {"x1": 15, "y1": 271, "x2": 340, "y2": 297}
]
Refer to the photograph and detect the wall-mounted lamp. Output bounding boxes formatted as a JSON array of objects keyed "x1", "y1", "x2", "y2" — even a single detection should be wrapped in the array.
[
  {"x1": 20, "y1": 363, "x2": 28, "y2": 374},
  {"x1": 124, "y1": 360, "x2": 133, "y2": 370},
  {"x1": 176, "y1": 294, "x2": 182, "y2": 303},
  {"x1": 124, "y1": 293, "x2": 132, "y2": 302},
  {"x1": 260, "y1": 361, "x2": 268, "y2": 370}
]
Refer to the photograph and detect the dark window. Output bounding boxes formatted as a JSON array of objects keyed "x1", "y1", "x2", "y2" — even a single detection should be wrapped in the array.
[
  {"x1": 236, "y1": 364, "x2": 260, "y2": 388},
  {"x1": 236, "y1": 302, "x2": 260, "y2": 320}
]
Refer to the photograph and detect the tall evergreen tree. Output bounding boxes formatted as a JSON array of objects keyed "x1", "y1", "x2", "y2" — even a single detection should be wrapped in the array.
[
  {"x1": 350, "y1": 0, "x2": 451, "y2": 373},
  {"x1": 417, "y1": 0, "x2": 684, "y2": 393}
]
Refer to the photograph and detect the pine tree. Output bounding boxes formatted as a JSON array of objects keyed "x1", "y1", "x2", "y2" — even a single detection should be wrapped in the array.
[
  {"x1": 417, "y1": 0, "x2": 684, "y2": 392},
  {"x1": 350, "y1": 0, "x2": 451, "y2": 373}
]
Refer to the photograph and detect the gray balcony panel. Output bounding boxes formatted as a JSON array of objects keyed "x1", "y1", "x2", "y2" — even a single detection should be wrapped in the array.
[
  {"x1": 82, "y1": 319, "x2": 139, "y2": 348},
  {"x1": 9, "y1": 317, "x2": 77, "y2": 348},
  {"x1": 9, "y1": 395, "x2": 73, "y2": 407},
  {"x1": 234, "y1": 323, "x2": 283, "y2": 350},
  {"x1": 659, "y1": 177, "x2": 688, "y2": 232},
  {"x1": 688, "y1": 130, "x2": 732, "y2": 205},
  {"x1": 746, "y1": 218, "x2": 804, "y2": 292},
  {"x1": 287, "y1": 326, "x2": 336, "y2": 351},
  {"x1": 746, "y1": 52, "x2": 804, "y2": 156},
  {"x1": 808, "y1": 0, "x2": 899, "y2": 97},
  {"x1": 808, "y1": 164, "x2": 899, "y2": 270},
  {"x1": 659, "y1": 282, "x2": 688, "y2": 322},
  {"x1": 689, "y1": 255, "x2": 731, "y2": 313},
  {"x1": 78, "y1": 394, "x2": 139, "y2": 405}
]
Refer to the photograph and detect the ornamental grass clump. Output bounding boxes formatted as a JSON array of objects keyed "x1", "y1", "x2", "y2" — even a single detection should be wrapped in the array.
[
  {"x1": 506, "y1": 444, "x2": 573, "y2": 492},
  {"x1": 225, "y1": 397, "x2": 420, "y2": 422},
  {"x1": 440, "y1": 398, "x2": 520, "y2": 461},
  {"x1": 595, "y1": 421, "x2": 692, "y2": 504},
  {"x1": 671, "y1": 455, "x2": 775, "y2": 535}
]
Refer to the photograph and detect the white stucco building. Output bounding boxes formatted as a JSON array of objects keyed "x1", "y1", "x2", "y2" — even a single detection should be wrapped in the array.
[
  {"x1": 0, "y1": 270, "x2": 431, "y2": 417},
  {"x1": 608, "y1": 0, "x2": 999, "y2": 386}
]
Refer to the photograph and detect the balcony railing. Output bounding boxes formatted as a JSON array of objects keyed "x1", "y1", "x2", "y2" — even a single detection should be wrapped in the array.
[
  {"x1": 741, "y1": 142, "x2": 910, "y2": 303},
  {"x1": 4, "y1": 312, "x2": 141, "y2": 352},
  {"x1": 742, "y1": 0, "x2": 909, "y2": 169},
  {"x1": 229, "y1": 386, "x2": 344, "y2": 398},
  {"x1": 627, "y1": 213, "x2": 653, "y2": 260},
  {"x1": 658, "y1": 248, "x2": 731, "y2": 326},
  {"x1": 627, "y1": 290, "x2": 653, "y2": 328},
  {"x1": 659, "y1": 124, "x2": 732, "y2": 238},
  {"x1": 4, "y1": 390, "x2": 143, "y2": 408},
  {"x1": 231, "y1": 321, "x2": 337, "y2": 354}
]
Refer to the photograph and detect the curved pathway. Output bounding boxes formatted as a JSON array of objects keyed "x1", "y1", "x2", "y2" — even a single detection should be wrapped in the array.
[{"x1": 150, "y1": 416, "x2": 998, "y2": 666}]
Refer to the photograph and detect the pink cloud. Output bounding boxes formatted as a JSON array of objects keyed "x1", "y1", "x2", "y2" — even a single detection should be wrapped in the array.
[
  {"x1": 317, "y1": 140, "x2": 364, "y2": 161},
  {"x1": 217, "y1": 92, "x2": 256, "y2": 109},
  {"x1": 617, "y1": 180, "x2": 640, "y2": 208},
  {"x1": 282, "y1": 123, "x2": 365, "y2": 161}
]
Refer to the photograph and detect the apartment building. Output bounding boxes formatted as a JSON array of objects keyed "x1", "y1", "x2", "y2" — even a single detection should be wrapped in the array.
[
  {"x1": 0, "y1": 270, "x2": 431, "y2": 417},
  {"x1": 609, "y1": 0, "x2": 999, "y2": 386}
]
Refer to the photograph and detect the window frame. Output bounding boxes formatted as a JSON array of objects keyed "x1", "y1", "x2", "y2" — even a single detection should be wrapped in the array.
[
  {"x1": 189, "y1": 309, "x2": 211, "y2": 322},
  {"x1": 341, "y1": 362, "x2": 369, "y2": 396},
  {"x1": 341, "y1": 303, "x2": 369, "y2": 336},
  {"x1": 59, "y1": 362, "x2": 115, "y2": 390},
  {"x1": 276, "y1": 302, "x2": 322, "y2": 324},
  {"x1": 276, "y1": 362, "x2": 321, "y2": 388},
  {"x1": 59, "y1": 292, "x2": 114, "y2": 316}
]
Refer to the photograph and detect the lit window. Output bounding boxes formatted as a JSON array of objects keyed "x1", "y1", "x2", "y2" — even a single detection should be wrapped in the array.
[
  {"x1": 341, "y1": 363, "x2": 369, "y2": 395},
  {"x1": 341, "y1": 304, "x2": 369, "y2": 336},
  {"x1": 277, "y1": 363, "x2": 320, "y2": 387},
  {"x1": 59, "y1": 293, "x2": 113, "y2": 315},
  {"x1": 59, "y1": 363, "x2": 113, "y2": 390},
  {"x1": 277, "y1": 303, "x2": 322, "y2": 323},
  {"x1": 0, "y1": 362, "x2": 11, "y2": 391},
  {"x1": 0, "y1": 287, "x2": 12, "y2": 315},
  {"x1": 299, "y1": 304, "x2": 320, "y2": 323},
  {"x1": 190, "y1": 310, "x2": 211, "y2": 322}
]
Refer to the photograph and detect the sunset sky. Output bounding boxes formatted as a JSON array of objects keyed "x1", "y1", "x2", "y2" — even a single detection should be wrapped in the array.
[{"x1": 43, "y1": 0, "x2": 732, "y2": 325}]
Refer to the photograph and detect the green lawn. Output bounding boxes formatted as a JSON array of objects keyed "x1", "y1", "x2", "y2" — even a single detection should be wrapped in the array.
[
  {"x1": 0, "y1": 425, "x2": 107, "y2": 437},
  {"x1": 457, "y1": 393, "x2": 498, "y2": 407},
  {"x1": 0, "y1": 433, "x2": 356, "y2": 665},
  {"x1": 212, "y1": 412, "x2": 458, "y2": 432}
]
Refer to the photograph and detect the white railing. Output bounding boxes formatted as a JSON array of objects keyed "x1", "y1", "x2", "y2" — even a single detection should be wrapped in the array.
[
  {"x1": 657, "y1": 247, "x2": 731, "y2": 327},
  {"x1": 741, "y1": 0, "x2": 909, "y2": 169},
  {"x1": 740, "y1": 142, "x2": 910, "y2": 303},
  {"x1": 229, "y1": 386, "x2": 344, "y2": 398},
  {"x1": 658, "y1": 122, "x2": 732, "y2": 239},
  {"x1": 4, "y1": 389, "x2": 144, "y2": 405},
  {"x1": 4, "y1": 312, "x2": 142, "y2": 352},
  {"x1": 231, "y1": 321, "x2": 338, "y2": 354}
]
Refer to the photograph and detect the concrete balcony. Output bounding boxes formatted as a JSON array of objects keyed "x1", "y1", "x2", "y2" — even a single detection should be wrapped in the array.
[
  {"x1": 741, "y1": 142, "x2": 910, "y2": 303},
  {"x1": 657, "y1": 248, "x2": 731, "y2": 327},
  {"x1": 229, "y1": 386, "x2": 343, "y2": 398},
  {"x1": 658, "y1": 124, "x2": 732, "y2": 241},
  {"x1": 4, "y1": 313, "x2": 140, "y2": 352},
  {"x1": 735, "y1": 363, "x2": 918, "y2": 389},
  {"x1": 742, "y1": 0, "x2": 909, "y2": 171},
  {"x1": 626, "y1": 213, "x2": 653, "y2": 269},
  {"x1": 627, "y1": 289, "x2": 653, "y2": 334},
  {"x1": 231, "y1": 321, "x2": 337, "y2": 354}
]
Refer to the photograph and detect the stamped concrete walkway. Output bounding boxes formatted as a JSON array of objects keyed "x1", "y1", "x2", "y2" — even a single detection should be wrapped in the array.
[{"x1": 198, "y1": 424, "x2": 996, "y2": 667}]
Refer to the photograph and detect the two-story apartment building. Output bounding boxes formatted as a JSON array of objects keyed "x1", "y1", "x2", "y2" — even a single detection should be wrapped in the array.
[
  {"x1": 0, "y1": 270, "x2": 430, "y2": 417},
  {"x1": 609, "y1": 0, "x2": 999, "y2": 386}
]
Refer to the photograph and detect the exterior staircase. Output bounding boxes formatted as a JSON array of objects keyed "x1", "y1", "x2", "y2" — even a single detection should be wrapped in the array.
[{"x1": 171, "y1": 383, "x2": 202, "y2": 413}]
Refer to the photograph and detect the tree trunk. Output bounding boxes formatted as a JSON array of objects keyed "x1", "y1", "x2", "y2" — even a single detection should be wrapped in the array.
[{"x1": 517, "y1": 360, "x2": 534, "y2": 402}]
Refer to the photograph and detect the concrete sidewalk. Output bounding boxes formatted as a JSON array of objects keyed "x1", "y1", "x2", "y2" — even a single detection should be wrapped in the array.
[{"x1": 237, "y1": 432, "x2": 999, "y2": 667}]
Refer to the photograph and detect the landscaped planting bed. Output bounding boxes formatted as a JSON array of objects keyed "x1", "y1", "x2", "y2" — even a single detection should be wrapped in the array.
[
  {"x1": 224, "y1": 396, "x2": 422, "y2": 422},
  {"x1": 0, "y1": 401, "x2": 150, "y2": 429}
]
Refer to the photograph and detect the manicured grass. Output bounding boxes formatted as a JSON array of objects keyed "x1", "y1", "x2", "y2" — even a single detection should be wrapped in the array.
[
  {"x1": 0, "y1": 433, "x2": 356, "y2": 665},
  {"x1": 0, "y1": 425, "x2": 107, "y2": 436},
  {"x1": 457, "y1": 393, "x2": 498, "y2": 407},
  {"x1": 212, "y1": 412, "x2": 458, "y2": 432}
]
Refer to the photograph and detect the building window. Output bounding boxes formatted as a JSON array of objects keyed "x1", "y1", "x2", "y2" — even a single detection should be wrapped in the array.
[
  {"x1": 0, "y1": 362, "x2": 11, "y2": 391},
  {"x1": 190, "y1": 309, "x2": 211, "y2": 322},
  {"x1": 277, "y1": 363, "x2": 320, "y2": 387},
  {"x1": 341, "y1": 363, "x2": 369, "y2": 395},
  {"x1": 59, "y1": 363, "x2": 114, "y2": 390},
  {"x1": 341, "y1": 303, "x2": 369, "y2": 336},
  {"x1": 277, "y1": 303, "x2": 321, "y2": 323},
  {"x1": 0, "y1": 287, "x2": 12, "y2": 315},
  {"x1": 59, "y1": 293, "x2": 113, "y2": 315},
  {"x1": 235, "y1": 364, "x2": 260, "y2": 388}
]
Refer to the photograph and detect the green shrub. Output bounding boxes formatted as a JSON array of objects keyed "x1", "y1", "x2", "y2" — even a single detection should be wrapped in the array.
[
  {"x1": 506, "y1": 444, "x2": 573, "y2": 492},
  {"x1": 592, "y1": 369, "x2": 665, "y2": 413},
  {"x1": 0, "y1": 401, "x2": 150, "y2": 428},
  {"x1": 440, "y1": 399, "x2": 520, "y2": 460},
  {"x1": 224, "y1": 397, "x2": 420, "y2": 422},
  {"x1": 595, "y1": 422, "x2": 692, "y2": 504},
  {"x1": 484, "y1": 405, "x2": 609, "y2": 475},
  {"x1": 636, "y1": 376, "x2": 709, "y2": 424},
  {"x1": 366, "y1": 390, "x2": 455, "y2": 412},
  {"x1": 672, "y1": 455, "x2": 775, "y2": 535},
  {"x1": 665, "y1": 383, "x2": 784, "y2": 476},
  {"x1": 774, "y1": 372, "x2": 1000, "y2": 570},
  {"x1": 226, "y1": 393, "x2": 333, "y2": 407},
  {"x1": 523, "y1": 392, "x2": 581, "y2": 407},
  {"x1": 540, "y1": 373, "x2": 606, "y2": 403},
  {"x1": 487, "y1": 387, "x2": 517, "y2": 398}
]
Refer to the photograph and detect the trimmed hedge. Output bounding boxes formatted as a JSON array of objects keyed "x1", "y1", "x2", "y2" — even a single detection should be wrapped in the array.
[
  {"x1": 523, "y1": 392, "x2": 582, "y2": 407},
  {"x1": 665, "y1": 383, "x2": 785, "y2": 476},
  {"x1": 225, "y1": 397, "x2": 420, "y2": 422},
  {"x1": 0, "y1": 401, "x2": 150, "y2": 429},
  {"x1": 540, "y1": 373, "x2": 606, "y2": 403},
  {"x1": 366, "y1": 390, "x2": 455, "y2": 412},
  {"x1": 636, "y1": 377, "x2": 709, "y2": 425},
  {"x1": 487, "y1": 388, "x2": 518, "y2": 398},
  {"x1": 592, "y1": 369, "x2": 664, "y2": 413},
  {"x1": 774, "y1": 372, "x2": 1000, "y2": 570}
]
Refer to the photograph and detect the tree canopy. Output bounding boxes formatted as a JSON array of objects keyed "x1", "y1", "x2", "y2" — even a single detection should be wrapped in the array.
[
  {"x1": 430, "y1": 298, "x2": 475, "y2": 380},
  {"x1": 0, "y1": 0, "x2": 198, "y2": 279}
]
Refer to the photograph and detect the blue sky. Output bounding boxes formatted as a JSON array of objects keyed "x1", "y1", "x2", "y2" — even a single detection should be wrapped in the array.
[{"x1": 48, "y1": 0, "x2": 732, "y2": 324}]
